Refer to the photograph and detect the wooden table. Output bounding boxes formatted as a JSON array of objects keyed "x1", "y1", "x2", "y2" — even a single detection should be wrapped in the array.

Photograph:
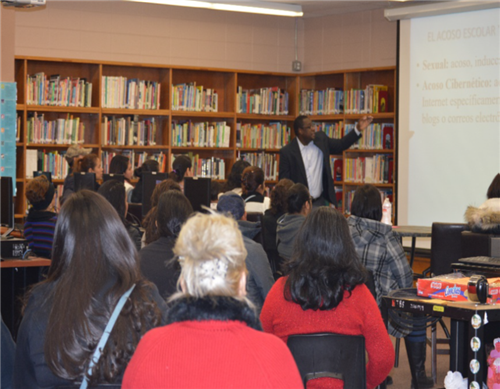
[
  {"x1": 1, "y1": 257, "x2": 51, "y2": 268},
  {"x1": 392, "y1": 226, "x2": 432, "y2": 268}
]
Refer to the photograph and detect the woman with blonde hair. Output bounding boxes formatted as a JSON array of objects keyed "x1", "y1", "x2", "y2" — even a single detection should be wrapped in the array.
[{"x1": 123, "y1": 212, "x2": 302, "y2": 389}]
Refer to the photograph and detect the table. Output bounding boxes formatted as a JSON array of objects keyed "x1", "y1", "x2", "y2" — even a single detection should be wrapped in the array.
[
  {"x1": 392, "y1": 226, "x2": 432, "y2": 268},
  {"x1": 383, "y1": 289, "x2": 500, "y2": 389}
]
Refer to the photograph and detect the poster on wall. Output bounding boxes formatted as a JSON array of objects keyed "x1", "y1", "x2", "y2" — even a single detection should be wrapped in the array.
[{"x1": 0, "y1": 82, "x2": 17, "y2": 195}]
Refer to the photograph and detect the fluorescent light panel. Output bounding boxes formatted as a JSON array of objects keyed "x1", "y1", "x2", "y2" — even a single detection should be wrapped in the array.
[{"x1": 126, "y1": 0, "x2": 303, "y2": 17}]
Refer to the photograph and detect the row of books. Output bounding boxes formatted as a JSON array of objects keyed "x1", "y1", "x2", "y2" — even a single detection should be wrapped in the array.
[
  {"x1": 171, "y1": 83, "x2": 218, "y2": 112},
  {"x1": 102, "y1": 116, "x2": 158, "y2": 146},
  {"x1": 26, "y1": 73, "x2": 92, "y2": 107},
  {"x1": 27, "y1": 113, "x2": 85, "y2": 145},
  {"x1": 313, "y1": 121, "x2": 343, "y2": 140},
  {"x1": 171, "y1": 121, "x2": 230, "y2": 148},
  {"x1": 236, "y1": 86, "x2": 289, "y2": 115},
  {"x1": 101, "y1": 76, "x2": 161, "y2": 110},
  {"x1": 299, "y1": 88, "x2": 344, "y2": 115},
  {"x1": 25, "y1": 149, "x2": 69, "y2": 179},
  {"x1": 344, "y1": 155, "x2": 394, "y2": 184},
  {"x1": 236, "y1": 122, "x2": 291, "y2": 149},
  {"x1": 344, "y1": 188, "x2": 393, "y2": 215},
  {"x1": 345, "y1": 123, "x2": 394, "y2": 150},
  {"x1": 180, "y1": 153, "x2": 226, "y2": 179},
  {"x1": 101, "y1": 151, "x2": 167, "y2": 174},
  {"x1": 344, "y1": 85, "x2": 389, "y2": 114},
  {"x1": 239, "y1": 152, "x2": 279, "y2": 181}
]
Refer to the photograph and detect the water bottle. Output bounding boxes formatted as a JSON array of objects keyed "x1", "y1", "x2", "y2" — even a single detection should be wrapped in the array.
[{"x1": 381, "y1": 197, "x2": 392, "y2": 226}]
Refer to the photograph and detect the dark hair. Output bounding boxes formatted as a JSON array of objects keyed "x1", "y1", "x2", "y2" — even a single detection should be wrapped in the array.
[
  {"x1": 74, "y1": 153, "x2": 99, "y2": 174},
  {"x1": 350, "y1": 184, "x2": 382, "y2": 222},
  {"x1": 268, "y1": 178, "x2": 294, "y2": 216},
  {"x1": 487, "y1": 173, "x2": 500, "y2": 199},
  {"x1": 210, "y1": 181, "x2": 222, "y2": 201},
  {"x1": 134, "y1": 159, "x2": 159, "y2": 178},
  {"x1": 143, "y1": 179, "x2": 182, "y2": 245},
  {"x1": 156, "y1": 191, "x2": 193, "y2": 238},
  {"x1": 36, "y1": 190, "x2": 162, "y2": 385},
  {"x1": 109, "y1": 155, "x2": 131, "y2": 183},
  {"x1": 293, "y1": 115, "x2": 309, "y2": 136},
  {"x1": 222, "y1": 160, "x2": 250, "y2": 192},
  {"x1": 241, "y1": 166, "x2": 264, "y2": 195},
  {"x1": 287, "y1": 183, "x2": 310, "y2": 214},
  {"x1": 169, "y1": 155, "x2": 192, "y2": 183},
  {"x1": 98, "y1": 179, "x2": 127, "y2": 222},
  {"x1": 284, "y1": 207, "x2": 366, "y2": 311},
  {"x1": 26, "y1": 175, "x2": 50, "y2": 203}
]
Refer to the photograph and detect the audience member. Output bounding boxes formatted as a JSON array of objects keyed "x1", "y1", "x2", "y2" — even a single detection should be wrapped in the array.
[
  {"x1": 98, "y1": 179, "x2": 142, "y2": 252},
  {"x1": 123, "y1": 212, "x2": 302, "y2": 389},
  {"x1": 217, "y1": 193, "x2": 274, "y2": 311},
  {"x1": 465, "y1": 173, "x2": 500, "y2": 233},
  {"x1": 210, "y1": 180, "x2": 222, "y2": 209},
  {"x1": 14, "y1": 190, "x2": 167, "y2": 388},
  {"x1": 241, "y1": 166, "x2": 270, "y2": 213},
  {"x1": 131, "y1": 159, "x2": 160, "y2": 204},
  {"x1": 221, "y1": 159, "x2": 250, "y2": 196},
  {"x1": 61, "y1": 153, "x2": 103, "y2": 204},
  {"x1": 140, "y1": 191, "x2": 193, "y2": 300},
  {"x1": 276, "y1": 183, "x2": 311, "y2": 260},
  {"x1": 168, "y1": 155, "x2": 193, "y2": 191},
  {"x1": 109, "y1": 154, "x2": 134, "y2": 202},
  {"x1": 142, "y1": 179, "x2": 181, "y2": 246},
  {"x1": 261, "y1": 207, "x2": 394, "y2": 389},
  {"x1": 63, "y1": 144, "x2": 90, "y2": 176},
  {"x1": 24, "y1": 175, "x2": 57, "y2": 258}
]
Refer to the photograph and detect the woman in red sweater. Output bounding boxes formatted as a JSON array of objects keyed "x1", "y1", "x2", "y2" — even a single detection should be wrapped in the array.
[
  {"x1": 123, "y1": 212, "x2": 303, "y2": 389},
  {"x1": 260, "y1": 207, "x2": 394, "y2": 389}
]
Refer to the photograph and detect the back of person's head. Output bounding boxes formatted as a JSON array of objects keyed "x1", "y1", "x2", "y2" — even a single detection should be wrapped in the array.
[
  {"x1": 223, "y1": 159, "x2": 250, "y2": 192},
  {"x1": 173, "y1": 212, "x2": 247, "y2": 299},
  {"x1": 157, "y1": 191, "x2": 193, "y2": 238},
  {"x1": 26, "y1": 175, "x2": 55, "y2": 211},
  {"x1": 241, "y1": 166, "x2": 265, "y2": 195},
  {"x1": 43, "y1": 190, "x2": 162, "y2": 383},
  {"x1": 134, "y1": 159, "x2": 159, "y2": 180},
  {"x1": 285, "y1": 207, "x2": 366, "y2": 311},
  {"x1": 75, "y1": 153, "x2": 99, "y2": 173},
  {"x1": 269, "y1": 178, "x2": 294, "y2": 215},
  {"x1": 109, "y1": 155, "x2": 130, "y2": 175},
  {"x1": 210, "y1": 181, "x2": 222, "y2": 202},
  {"x1": 350, "y1": 184, "x2": 382, "y2": 222},
  {"x1": 293, "y1": 115, "x2": 308, "y2": 136},
  {"x1": 151, "y1": 179, "x2": 182, "y2": 208},
  {"x1": 169, "y1": 155, "x2": 192, "y2": 183},
  {"x1": 487, "y1": 173, "x2": 500, "y2": 199},
  {"x1": 98, "y1": 179, "x2": 127, "y2": 221},
  {"x1": 287, "y1": 183, "x2": 311, "y2": 214},
  {"x1": 217, "y1": 192, "x2": 245, "y2": 220}
]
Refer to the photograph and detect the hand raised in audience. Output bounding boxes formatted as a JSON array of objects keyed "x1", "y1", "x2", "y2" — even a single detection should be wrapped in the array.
[{"x1": 356, "y1": 115, "x2": 374, "y2": 132}]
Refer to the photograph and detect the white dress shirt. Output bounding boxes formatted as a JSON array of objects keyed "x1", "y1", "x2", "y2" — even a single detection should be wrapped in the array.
[{"x1": 297, "y1": 138, "x2": 323, "y2": 199}]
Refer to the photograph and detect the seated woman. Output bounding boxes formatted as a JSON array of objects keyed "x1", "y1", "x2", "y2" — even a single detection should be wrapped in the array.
[
  {"x1": 261, "y1": 207, "x2": 394, "y2": 389},
  {"x1": 24, "y1": 175, "x2": 57, "y2": 258},
  {"x1": 109, "y1": 154, "x2": 134, "y2": 202},
  {"x1": 139, "y1": 191, "x2": 193, "y2": 300},
  {"x1": 465, "y1": 173, "x2": 500, "y2": 233},
  {"x1": 98, "y1": 179, "x2": 143, "y2": 252},
  {"x1": 60, "y1": 153, "x2": 103, "y2": 204},
  {"x1": 123, "y1": 212, "x2": 303, "y2": 389},
  {"x1": 276, "y1": 183, "x2": 311, "y2": 260},
  {"x1": 168, "y1": 155, "x2": 193, "y2": 192},
  {"x1": 241, "y1": 166, "x2": 270, "y2": 213},
  {"x1": 220, "y1": 159, "x2": 250, "y2": 196},
  {"x1": 14, "y1": 190, "x2": 167, "y2": 388},
  {"x1": 130, "y1": 159, "x2": 159, "y2": 204}
]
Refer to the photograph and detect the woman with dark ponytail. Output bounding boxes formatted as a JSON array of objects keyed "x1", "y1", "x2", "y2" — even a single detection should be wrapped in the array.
[
  {"x1": 130, "y1": 159, "x2": 160, "y2": 204},
  {"x1": 168, "y1": 155, "x2": 193, "y2": 191}
]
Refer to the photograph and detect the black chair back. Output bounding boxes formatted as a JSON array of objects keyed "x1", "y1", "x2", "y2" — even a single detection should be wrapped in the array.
[
  {"x1": 287, "y1": 332, "x2": 366, "y2": 389},
  {"x1": 430, "y1": 222, "x2": 468, "y2": 276},
  {"x1": 126, "y1": 202, "x2": 143, "y2": 225},
  {"x1": 461, "y1": 231, "x2": 500, "y2": 258}
]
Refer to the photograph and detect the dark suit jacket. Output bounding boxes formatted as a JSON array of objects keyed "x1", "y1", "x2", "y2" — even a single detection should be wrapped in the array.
[{"x1": 278, "y1": 130, "x2": 361, "y2": 206}]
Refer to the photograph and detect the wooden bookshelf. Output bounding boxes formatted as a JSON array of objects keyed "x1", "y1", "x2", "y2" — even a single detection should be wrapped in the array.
[{"x1": 13, "y1": 56, "x2": 397, "y2": 219}]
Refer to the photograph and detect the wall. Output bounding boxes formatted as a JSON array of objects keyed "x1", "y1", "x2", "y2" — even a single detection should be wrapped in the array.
[
  {"x1": 14, "y1": 1, "x2": 304, "y2": 72},
  {"x1": 303, "y1": 9, "x2": 397, "y2": 72},
  {"x1": 1, "y1": 5, "x2": 15, "y2": 82}
]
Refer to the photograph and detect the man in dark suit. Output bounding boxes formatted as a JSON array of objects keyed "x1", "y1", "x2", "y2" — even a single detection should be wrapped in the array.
[{"x1": 279, "y1": 115, "x2": 373, "y2": 207}]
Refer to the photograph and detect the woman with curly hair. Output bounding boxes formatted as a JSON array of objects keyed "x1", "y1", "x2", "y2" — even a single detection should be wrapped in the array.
[{"x1": 14, "y1": 190, "x2": 167, "y2": 388}]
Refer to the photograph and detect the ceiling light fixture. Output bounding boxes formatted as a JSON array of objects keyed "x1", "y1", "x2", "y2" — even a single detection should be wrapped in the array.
[{"x1": 126, "y1": 0, "x2": 303, "y2": 17}]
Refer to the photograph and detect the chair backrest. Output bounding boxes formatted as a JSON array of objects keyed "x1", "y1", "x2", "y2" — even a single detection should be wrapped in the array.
[
  {"x1": 430, "y1": 222, "x2": 468, "y2": 276},
  {"x1": 287, "y1": 333, "x2": 366, "y2": 388},
  {"x1": 461, "y1": 231, "x2": 500, "y2": 258},
  {"x1": 126, "y1": 202, "x2": 143, "y2": 225}
]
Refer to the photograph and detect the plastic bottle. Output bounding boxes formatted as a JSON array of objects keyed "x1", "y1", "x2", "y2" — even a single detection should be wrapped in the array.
[{"x1": 381, "y1": 197, "x2": 392, "y2": 226}]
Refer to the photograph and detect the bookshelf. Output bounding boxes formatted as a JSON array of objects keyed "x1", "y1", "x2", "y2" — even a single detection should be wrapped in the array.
[{"x1": 13, "y1": 56, "x2": 396, "y2": 220}]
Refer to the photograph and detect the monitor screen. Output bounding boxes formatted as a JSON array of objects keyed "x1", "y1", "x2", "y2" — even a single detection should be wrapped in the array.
[
  {"x1": 103, "y1": 174, "x2": 125, "y2": 184},
  {"x1": 74, "y1": 172, "x2": 97, "y2": 192},
  {"x1": 1, "y1": 176, "x2": 15, "y2": 236},
  {"x1": 184, "y1": 177, "x2": 211, "y2": 213},
  {"x1": 142, "y1": 172, "x2": 168, "y2": 216},
  {"x1": 33, "y1": 171, "x2": 52, "y2": 183}
]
